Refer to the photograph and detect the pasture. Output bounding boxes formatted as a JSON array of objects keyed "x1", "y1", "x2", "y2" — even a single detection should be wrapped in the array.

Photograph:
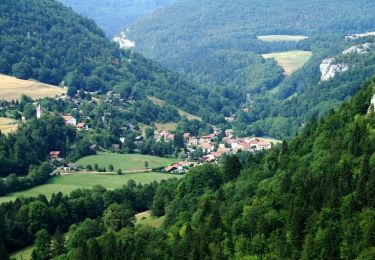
[
  {"x1": 0, "y1": 117, "x2": 19, "y2": 134},
  {"x1": 9, "y1": 245, "x2": 34, "y2": 260},
  {"x1": 0, "y1": 74, "x2": 66, "y2": 101},
  {"x1": 148, "y1": 96, "x2": 202, "y2": 121},
  {"x1": 76, "y1": 152, "x2": 179, "y2": 171},
  {"x1": 257, "y1": 35, "x2": 308, "y2": 42},
  {"x1": 262, "y1": 50, "x2": 312, "y2": 76},
  {"x1": 155, "y1": 122, "x2": 178, "y2": 131},
  {"x1": 135, "y1": 210, "x2": 165, "y2": 228},
  {"x1": 0, "y1": 172, "x2": 183, "y2": 203}
]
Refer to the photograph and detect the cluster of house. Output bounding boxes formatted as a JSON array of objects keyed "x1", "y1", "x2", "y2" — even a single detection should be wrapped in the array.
[
  {"x1": 164, "y1": 161, "x2": 197, "y2": 174},
  {"x1": 163, "y1": 128, "x2": 277, "y2": 172},
  {"x1": 62, "y1": 115, "x2": 89, "y2": 131},
  {"x1": 155, "y1": 130, "x2": 175, "y2": 142}
]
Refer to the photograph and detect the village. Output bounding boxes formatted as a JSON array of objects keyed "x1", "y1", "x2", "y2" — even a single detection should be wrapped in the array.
[
  {"x1": 153, "y1": 128, "x2": 278, "y2": 174},
  {"x1": 7, "y1": 94, "x2": 279, "y2": 175}
]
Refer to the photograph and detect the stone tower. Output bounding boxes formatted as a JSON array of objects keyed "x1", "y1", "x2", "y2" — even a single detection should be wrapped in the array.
[{"x1": 36, "y1": 104, "x2": 42, "y2": 119}]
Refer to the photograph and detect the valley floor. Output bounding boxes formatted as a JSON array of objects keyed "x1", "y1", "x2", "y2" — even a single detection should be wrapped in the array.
[{"x1": 0, "y1": 172, "x2": 182, "y2": 203}]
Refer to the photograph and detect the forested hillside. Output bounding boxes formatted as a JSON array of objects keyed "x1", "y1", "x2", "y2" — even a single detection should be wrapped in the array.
[
  {"x1": 126, "y1": 0, "x2": 375, "y2": 138},
  {"x1": 59, "y1": 0, "x2": 176, "y2": 38},
  {"x1": 0, "y1": 0, "x2": 234, "y2": 125},
  {"x1": 237, "y1": 36, "x2": 375, "y2": 138},
  {"x1": 128, "y1": 0, "x2": 375, "y2": 63},
  {"x1": 2, "y1": 71, "x2": 375, "y2": 260}
]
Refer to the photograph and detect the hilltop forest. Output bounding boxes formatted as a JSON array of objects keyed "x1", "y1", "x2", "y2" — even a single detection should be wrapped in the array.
[
  {"x1": 59, "y1": 0, "x2": 176, "y2": 38},
  {"x1": 0, "y1": 0, "x2": 241, "y2": 126},
  {"x1": 127, "y1": 0, "x2": 375, "y2": 138}
]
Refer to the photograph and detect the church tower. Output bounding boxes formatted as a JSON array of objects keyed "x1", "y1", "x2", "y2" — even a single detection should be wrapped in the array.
[{"x1": 36, "y1": 104, "x2": 42, "y2": 119}]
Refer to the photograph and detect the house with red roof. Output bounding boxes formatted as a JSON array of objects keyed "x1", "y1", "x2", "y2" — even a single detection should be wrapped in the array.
[{"x1": 76, "y1": 122, "x2": 88, "y2": 131}]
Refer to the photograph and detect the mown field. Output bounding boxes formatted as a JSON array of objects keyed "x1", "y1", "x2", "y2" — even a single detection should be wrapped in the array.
[
  {"x1": 76, "y1": 152, "x2": 179, "y2": 171},
  {"x1": 0, "y1": 117, "x2": 19, "y2": 135},
  {"x1": 148, "y1": 96, "x2": 202, "y2": 121},
  {"x1": 0, "y1": 172, "x2": 183, "y2": 203},
  {"x1": 262, "y1": 50, "x2": 313, "y2": 75},
  {"x1": 0, "y1": 74, "x2": 66, "y2": 101},
  {"x1": 135, "y1": 210, "x2": 165, "y2": 228},
  {"x1": 9, "y1": 245, "x2": 34, "y2": 260},
  {"x1": 257, "y1": 35, "x2": 308, "y2": 42}
]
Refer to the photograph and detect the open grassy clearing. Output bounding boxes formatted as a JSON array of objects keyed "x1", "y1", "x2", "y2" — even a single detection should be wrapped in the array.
[
  {"x1": 0, "y1": 172, "x2": 183, "y2": 203},
  {"x1": 257, "y1": 35, "x2": 308, "y2": 42},
  {"x1": 135, "y1": 210, "x2": 165, "y2": 228},
  {"x1": 76, "y1": 152, "x2": 179, "y2": 171},
  {"x1": 262, "y1": 50, "x2": 312, "y2": 76},
  {"x1": 0, "y1": 117, "x2": 19, "y2": 134},
  {"x1": 0, "y1": 74, "x2": 66, "y2": 101},
  {"x1": 9, "y1": 245, "x2": 34, "y2": 260},
  {"x1": 148, "y1": 96, "x2": 202, "y2": 121},
  {"x1": 155, "y1": 122, "x2": 178, "y2": 131}
]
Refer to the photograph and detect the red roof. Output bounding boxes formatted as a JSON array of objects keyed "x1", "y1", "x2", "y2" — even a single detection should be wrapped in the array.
[
  {"x1": 49, "y1": 151, "x2": 61, "y2": 156},
  {"x1": 201, "y1": 133, "x2": 216, "y2": 140},
  {"x1": 165, "y1": 165, "x2": 176, "y2": 172},
  {"x1": 76, "y1": 123, "x2": 86, "y2": 128}
]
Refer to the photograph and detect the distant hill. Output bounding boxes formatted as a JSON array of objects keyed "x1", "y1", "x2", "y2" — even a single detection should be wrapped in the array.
[
  {"x1": 128, "y1": 0, "x2": 375, "y2": 63},
  {"x1": 126, "y1": 0, "x2": 375, "y2": 137},
  {"x1": 0, "y1": 0, "x2": 233, "y2": 125},
  {"x1": 59, "y1": 0, "x2": 177, "y2": 38}
]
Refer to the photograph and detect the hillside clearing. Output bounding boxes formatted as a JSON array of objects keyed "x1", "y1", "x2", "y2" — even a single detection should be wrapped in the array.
[
  {"x1": 257, "y1": 35, "x2": 308, "y2": 42},
  {"x1": 0, "y1": 172, "x2": 183, "y2": 203},
  {"x1": 0, "y1": 117, "x2": 19, "y2": 134},
  {"x1": 0, "y1": 74, "x2": 66, "y2": 101},
  {"x1": 155, "y1": 122, "x2": 178, "y2": 131},
  {"x1": 262, "y1": 51, "x2": 312, "y2": 76},
  {"x1": 148, "y1": 96, "x2": 202, "y2": 121},
  {"x1": 9, "y1": 245, "x2": 34, "y2": 260},
  {"x1": 135, "y1": 210, "x2": 165, "y2": 228},
  {"x1": 76, "y1": 152, "x2": 179, "y2": 171}
]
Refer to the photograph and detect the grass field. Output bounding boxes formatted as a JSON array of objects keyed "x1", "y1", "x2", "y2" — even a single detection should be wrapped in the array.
[
  {"x1": 76, "y1": 152, "x2": 179, "y2": 171},
  {"x1": 257, "y1": 35, "x2": 308, "y2": 42},
  {"x1": 0, "y1": 74, "x2": 66, "y2": 101},
  {"x1": 155, "y1": 122, "x2": 178, "y2": 131},
  {"x1": 262, "y1": 50, "x2": 312, "y2": 76},
  {"x1": 148, "y1": 96, "x2": 202, "y2": 122},
  {"x1": 9, "y1": 245, "x2": 34, "y2": 260},
  {"x1": 0, "y1": 117, "x2": 19, "y2": 134},
  {"x1": 135, "y1": 210, "x2": 165, "y2": 228},
  {"x1": 0, "y1": 172, "x2": 183, "y2": 203}
]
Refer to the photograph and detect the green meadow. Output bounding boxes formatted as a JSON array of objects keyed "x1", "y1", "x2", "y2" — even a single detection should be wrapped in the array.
[
  {"x1": 0, "y1": 172, "x2": 183, "y2": 203},
  {"x1": 262, "y1": 50, "x2": 313, "y2": 75},
  {"x1": 257, "y1": 35, "x2": 308, "y2": 42},
  {"x1": 76, "y1": 152, "x2": 179, "y2": 171}
]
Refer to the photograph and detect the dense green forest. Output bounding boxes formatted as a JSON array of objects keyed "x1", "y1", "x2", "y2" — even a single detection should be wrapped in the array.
[
  {"x1": 59, "y1": 0, "x2": 176, "y2": 38},
  {"x1": 2, "y1": 75, "x2": 375, "y2": 260},
  {"x1": 237, "y1": 36, "x2": 375, "y2": 138},
  {"x1": 0, "y1": 0, "x2": 240, "y2": 125},
  {"x1": 127, "y1": 0, "x2": 375, "y2": 138},
  {"x1": 128, "y1": 0, "x2": 375, "y2": 63}
]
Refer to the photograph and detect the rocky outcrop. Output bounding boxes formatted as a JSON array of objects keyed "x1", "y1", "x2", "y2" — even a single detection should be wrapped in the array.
[
  {"x1": 320, "y1": 41, "x2": 375, "y2": 81},
  {"x1": 345, "y1": 32, "x2": 375, "y2": 40},
  {"x1": 320, "y1": 58, "x2": 349, "y2": 81},
  {"x1": 113, "y1": 32, "x2": 135, "y2": 49},
  {"x1": 342, "y1": 42, "x2": 375, "y2": 55},
  {"x1": 368, "y1": 94, "x2": 375, "y2": 114}
]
